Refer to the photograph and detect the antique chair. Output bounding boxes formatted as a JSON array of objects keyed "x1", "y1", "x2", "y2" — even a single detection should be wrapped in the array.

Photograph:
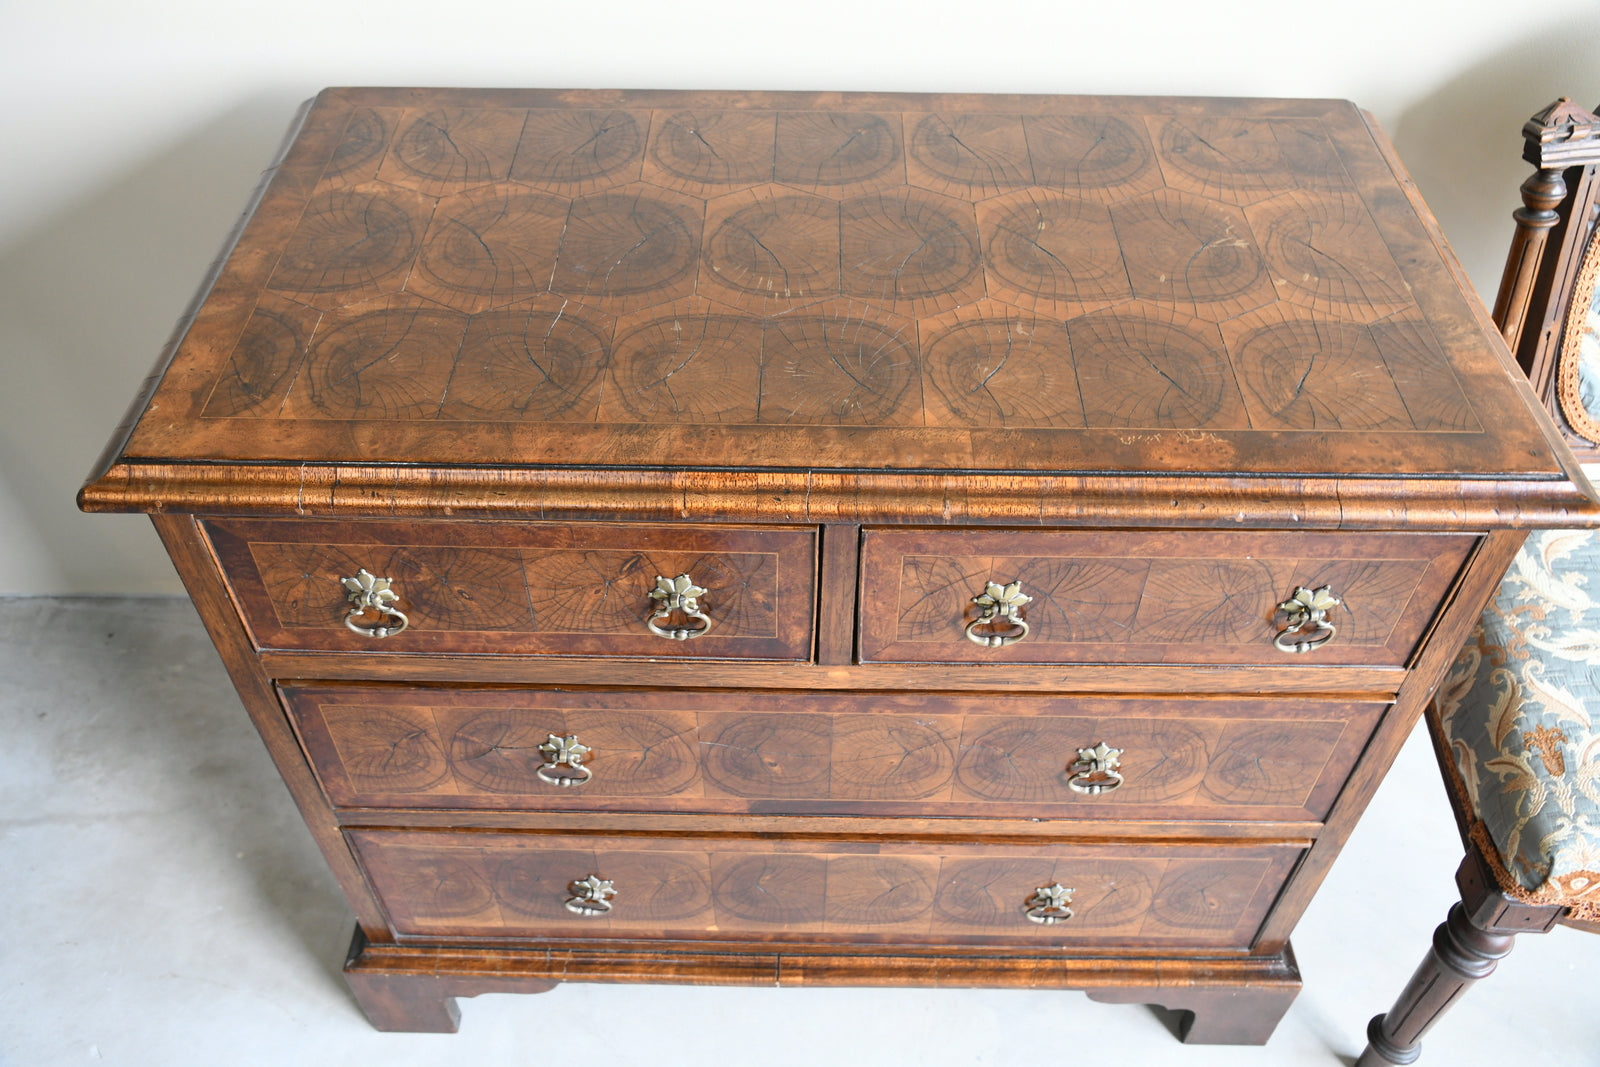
[{"x1": 1357, "y1": 98, "x2": 1600, "y2": 1066}]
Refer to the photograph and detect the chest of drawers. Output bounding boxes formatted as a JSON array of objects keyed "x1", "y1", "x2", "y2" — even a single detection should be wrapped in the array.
[{"x1": 80, "y1": 88, "x2": 1599, "y2": 1044}]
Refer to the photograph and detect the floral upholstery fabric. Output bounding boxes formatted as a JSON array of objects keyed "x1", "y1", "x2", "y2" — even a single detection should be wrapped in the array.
[
  {"x1": 1434, "y1": 529, "x2": 1600, "y2": 917},
  {"x1": 1575, "y1": 264, "x2": 1600, "y2": 426}
]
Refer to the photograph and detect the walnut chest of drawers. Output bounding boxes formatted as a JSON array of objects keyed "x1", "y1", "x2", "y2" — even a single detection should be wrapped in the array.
[{"x1": 79, "y1": 87, "x2": 1600, "y2": 1044}]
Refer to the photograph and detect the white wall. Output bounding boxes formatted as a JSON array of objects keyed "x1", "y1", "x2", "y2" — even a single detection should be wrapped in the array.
[{"x1": 3, "y1": 0, "x2": 1598, "y2": 595}]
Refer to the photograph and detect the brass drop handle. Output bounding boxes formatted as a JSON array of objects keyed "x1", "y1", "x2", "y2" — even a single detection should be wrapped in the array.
[
  {"x1": 965, "y1": 579, "x2": 1031, "y2": 648},
  {"x1": 536, "y1": 734, "x2": 593, "y2": 787},
  {"x1": 565, "y1": 874, "x2": 617, "y2": 916},
  {"x1": 1024, "y1": 883, "x2": 1075, "y2": 925},
  {"x1": 1274, "y1": 585, "x2": 1340, "y2": 654},
  {"x1": 1067, "y1": 741, "x2": 1124, "y2": 795},
  {"x1": 341, "y1": 568, "x2": 410, "y2": 638},
  {"x1": 647, "y1": 573, "x2": 713, "y2": 640}
]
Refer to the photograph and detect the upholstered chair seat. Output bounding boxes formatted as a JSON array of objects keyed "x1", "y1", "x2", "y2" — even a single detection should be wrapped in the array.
[{"x1": 1436, "y1": 529, "x2": 1600, "y2": 923}]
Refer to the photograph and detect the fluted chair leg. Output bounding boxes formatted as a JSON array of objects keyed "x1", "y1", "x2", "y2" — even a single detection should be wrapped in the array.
[
  {"x1": 1356, "y1": 842, "x2": 1567, "y2": 1065},
  {"x1": 1355, "y1": 902, "x2": 1513, "y2": 1065}
]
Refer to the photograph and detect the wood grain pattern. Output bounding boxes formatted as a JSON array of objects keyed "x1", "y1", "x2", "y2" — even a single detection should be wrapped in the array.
[
  {"x1": 837, "y1": 189, "x2": 984, "y2": 316},
  {"x1": 350, "y1": 829, "x2": 1299, "y2": 949},
  {"x1": 919, "y1": 302, "x2": 1085, "y2": 427},
  {"x1": 549, "y1": 187, "x2": 703, "y2": 313},
  {"x1": 975, "y1": 192, "x2": 1130, "y2": 320},
  {"x1": 285, "y1": 686, "x2": 1381, "y2": 823},
  {"x1": 815, "y1": 524, "x2": 860, "y2": 665},
  {"x1": 1221, "y1": 304, "x2": 1480, "y2": 432},
  {"x1": 381, "y1": 109, "x2": 528, "y2": 192},
  {"x1": 1248, "y1": 189, "x2": 1412, "y2": 321},
  {"x1": 206, "y1": 518, "x2": 816, "y2": 659},
  {"x1": 92, "y1": 89, "x2": 1575, "y2": 490},
  {"x1": 859, "y1": 527, "x2": 1476, "y2": 666},
  {"x1": 1022, "y1": 114, "x2": 1163, "y2": 197},
  {"x1": 408, "y1": 186, "x2": 569, "y2": 313},
  {"x1": 774, "y1": 111, "x2": 904, "y2": 193},
  {"x1": 701, "y1": 187, "x2": 841, "y2": 305},
  {"x1": 1152, "y1": 116, "x2": 1327, "y2": 205},
  {"x1": 1067, "y1": 304, "x2": 1250, "y2": 427},
  {"x1": 80, "y1": 461, "x2": 1600, "y2": 529},
  {"x1": 1109, "y1": 190, "x2": 1275, "y2": 318},
  {"x1": 74, "y1": 89, "x2": 1600, "y2": 1044},
  {"x1": 509, "y1": 108, "x2": 646, "y2": 193},
  {"x1": 906, "y1": 113, "x2": 1033, "y2": 198}
]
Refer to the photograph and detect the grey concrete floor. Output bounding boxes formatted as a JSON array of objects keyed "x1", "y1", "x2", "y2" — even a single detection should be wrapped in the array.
[{"x1": 2, "y1": 596, "x2": 1597, "y2": 1066}]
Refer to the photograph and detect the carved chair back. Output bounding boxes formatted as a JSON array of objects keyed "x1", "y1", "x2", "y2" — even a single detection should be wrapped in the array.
[{"x1": 1496, "y1": 98, "x2": 1600, "y2": 459}]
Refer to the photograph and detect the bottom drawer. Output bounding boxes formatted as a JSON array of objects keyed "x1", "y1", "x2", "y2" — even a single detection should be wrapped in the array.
[{"x1": 350, "y1": 829, "x2": 1302, "y2": 950}]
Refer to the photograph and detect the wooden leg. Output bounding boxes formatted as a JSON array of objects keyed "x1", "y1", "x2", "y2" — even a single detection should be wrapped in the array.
[
  {"x1": 1088, "y1": 983, "x2": 1300, "y2": 1045},
  {"x1": 1355, "y1": 844, "x2": 1566, "y2": 1066},
  {"x1": 343, "y1": 969, "x2": 465, "y2": 1033},
  {"x1": 1354, "y1": 902, "x2": 1514, "y2": 1066},
  {"x1": 1085, "y1": 943, "x2": 1301, "y2": 1046},
  {"x1": 342, "y1": 927, "x2": 558, "y2": 1033},
  {"x1": 1172, "y1": 985, "x2": 1301, "y2": 1045}
]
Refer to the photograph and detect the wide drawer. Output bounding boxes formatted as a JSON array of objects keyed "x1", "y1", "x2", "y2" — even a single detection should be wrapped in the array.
[
  {"x1": 287, "y1": 685, "x2": 1384, "y2": 823},
  {"x1": 858, "y1": 528, "x2": 1476, "y2": 666},
  {"x1": 205, "y1": 518, "x2": 817, "y2": 660},
  {"x1": 349, "y1": 828, "x2": 1301, "y2": 950}
]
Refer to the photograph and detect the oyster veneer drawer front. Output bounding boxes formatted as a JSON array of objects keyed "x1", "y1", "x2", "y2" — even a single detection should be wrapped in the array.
[
  {"x1": 349, "y1": 829, "x2": 1302, "y2": 950},
  {"x1": 204, "y1": 518, "x2": 817, "y2": 660},
  {"x1": 286, "y1": 685, "x2": 1384, "y2": 823},
  {"x1": 858, "y1": 528, "x2": 1478, "y2": 666}
]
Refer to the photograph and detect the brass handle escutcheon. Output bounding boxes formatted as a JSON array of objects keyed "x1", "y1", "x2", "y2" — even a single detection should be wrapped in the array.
[
  {"x1": 1067, "y1": 741, "x2": 1124, "y2": 795},
  {"x1": 537, "y1": 734, "x2": 593, "y2": 787},
  {"x1": 1024, "y1": 883, "x2": 1075, "y2": 924},
  {"x1": 565, "y1": 874, "x2": 616, "y2": 916},
  {"x1": 647, "y1": 573, "x2": 713, "y2": 640},
  {"x1": 1274, "y1": 585, "x2": 1340, "y2": 654},
  {"x1": 341, "y1": 568, "x2": 409, "y2": 639},
  {"x1": 965, "y1": 580, "x2": 1031, "y2": 648}
]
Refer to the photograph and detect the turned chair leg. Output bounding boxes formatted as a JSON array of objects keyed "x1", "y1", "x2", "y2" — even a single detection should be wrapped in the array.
[
  {"x1": 1355, "y1": 902, "x2": 1513, "y2": 1066},
  {"x1": 1355, "y1": 843, "x2": 1566, "y2": 1066}
]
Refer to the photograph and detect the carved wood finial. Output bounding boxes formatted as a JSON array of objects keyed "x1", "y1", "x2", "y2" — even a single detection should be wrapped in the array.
[
  {"x1": 1493, "y1": 98, "x2": 1600, "y2": 349},
  {"x1": 1522, "y1": 97, "x2": 1600, "y2": 169}
]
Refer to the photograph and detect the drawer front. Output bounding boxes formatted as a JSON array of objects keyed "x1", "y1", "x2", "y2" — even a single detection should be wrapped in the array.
[
  {"x1": 288, "y1": 685, "x2": 1383, "y2": 822},
  {"x1": 350, "y1": 829, "x2": 1300, "y2": 950},
  {"x1": 858, "y1": 528, "x2": 1476, "y2": 666},
  {"x1": 205, "y1": 519, "x2": 817, "y2": 660}
]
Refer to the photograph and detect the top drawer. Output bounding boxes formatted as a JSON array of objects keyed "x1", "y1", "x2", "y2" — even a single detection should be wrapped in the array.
[
  {"x1": 204, "y1": 519, "x2": 817, "y2": 661},
  {"x1": 859, "y1": 528, "x2": 1476, "y2": 667}
]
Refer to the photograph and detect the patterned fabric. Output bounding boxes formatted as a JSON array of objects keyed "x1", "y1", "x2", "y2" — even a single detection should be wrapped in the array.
[
  {"x1": 1435, "y1": 529, "x2": 1600, "y2": 916},
  {"x1": 1578, "y1": 281, "x2": 1600, "y2": 423}
]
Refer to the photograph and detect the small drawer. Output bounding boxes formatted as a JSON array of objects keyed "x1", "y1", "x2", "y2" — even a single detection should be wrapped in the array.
[
  {"x1": 205, "y1": 518, "x2": 817, "y2": 661},
  {"x1": 286, "y1": 685, "x2": 1383, "y2": 823},
  {"x1": 349, "y1": 828, "x2": 1301, "y2": 950},
  {"x1": 858, "y1": 528, "x2": 1476, "y2": 667}
]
